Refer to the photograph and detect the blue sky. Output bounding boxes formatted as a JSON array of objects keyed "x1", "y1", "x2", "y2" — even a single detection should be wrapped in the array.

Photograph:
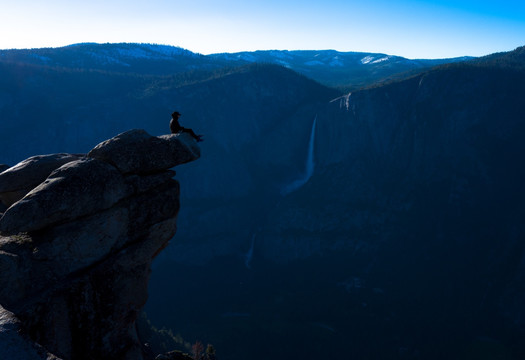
[{"x1": 0, "y1": 0, "x2": 524, "y2": 58}]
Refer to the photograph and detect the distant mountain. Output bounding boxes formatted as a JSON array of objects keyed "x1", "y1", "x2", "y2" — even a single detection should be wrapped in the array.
[
  {"x1": 210, "y1": 50, "x2": 471, "y2": 90},
  {"x1": 0, "y1": 43, "x2": 471, "y2": 89},
  {"x1": 0, "y1": 43, "x2": 231, "y2": 75},
  {"x1": 209, "y1": 49, "x2": 472, "y2": 89},
  {"x1": 0, "y1": 59, "x2": 154, "y2": 163}
]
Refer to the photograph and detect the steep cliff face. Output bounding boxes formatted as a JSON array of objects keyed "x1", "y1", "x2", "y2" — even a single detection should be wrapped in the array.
[
  {"x1": 260, "y1": 51, "x2": 525, "y2": 260},
  {"x1": 144, "y1": 48, "x2": 525, "y2": 360},
  {"x1": 0, "y1": 129, "x2": 199, "y2": 360},
  {"x1": 252, "y1": 51, "x2": 525, "y2": 352}
]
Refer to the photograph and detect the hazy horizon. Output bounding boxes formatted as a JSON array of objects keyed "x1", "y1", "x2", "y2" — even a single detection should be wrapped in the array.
[
  {"x1": 1, "y1": 40, "x2": 501, "y2": 61},
  {"x1": 1, "y1": 0, "x2": 524, "y2": 59}
]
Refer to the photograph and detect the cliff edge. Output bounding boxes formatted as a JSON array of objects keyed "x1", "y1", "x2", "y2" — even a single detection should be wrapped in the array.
[{"x1": 0, "y1": 129, "x2": 200, "y2": 360}]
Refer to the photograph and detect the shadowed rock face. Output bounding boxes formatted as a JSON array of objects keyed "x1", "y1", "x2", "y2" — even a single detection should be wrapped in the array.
[
  {"x1": 0, "y1": 129, "x2": 199, "y2": 360},
  {"x1": 0, "y1": 158, "x2": 128, "y2": 235},
  {"x1": 0, "y1": 305, "x2": 61, "y2": 360},
  {"x1": 0, "y1": 154, "x2": 83, "y2": 208}
]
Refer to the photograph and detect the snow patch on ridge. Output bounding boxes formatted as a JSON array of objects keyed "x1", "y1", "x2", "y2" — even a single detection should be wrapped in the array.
[
  {"x1": 360, "y1": 56, "x2": 374, "y2": 64},
  {"x1": 361, "y1": 55, "x2": 392, "y2": 65},
  {"x1": 371, "y1": 56, "x2": 391, "y2": 64}
]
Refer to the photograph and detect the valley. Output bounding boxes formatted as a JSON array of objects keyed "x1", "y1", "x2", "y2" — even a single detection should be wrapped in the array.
[{"x1": 1, "y1": 43, "x2": 525, "y2": 360}]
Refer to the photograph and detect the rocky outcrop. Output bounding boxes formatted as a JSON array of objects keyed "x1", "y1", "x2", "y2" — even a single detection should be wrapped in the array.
[
  {"x1": 0, "y1": 165, "x2": 9, "y2": 214},
  {"x1": 87, "y1": 130, "x2": 200, "y2": 174},
  {"x1": 0, "y1": 129, "x2": 199, "y2": 360},
  {"x1": 0, "y1": 305, "x2": 61, "y2": 360},
  {"x1": 0, "y1": 154, "x2": 83, "y2": 209}
]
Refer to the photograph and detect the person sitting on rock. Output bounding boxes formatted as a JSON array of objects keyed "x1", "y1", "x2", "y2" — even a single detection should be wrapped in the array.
[{"x1": 170, "y1": 111, "x2": 203, "y2": 142}]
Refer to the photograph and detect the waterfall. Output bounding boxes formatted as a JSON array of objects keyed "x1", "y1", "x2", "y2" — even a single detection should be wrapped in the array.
[
  {"x1": 244, "y1": 234, "x2": 256, "y2": 269},
  {"x1": 281, "y1": 115, "x2": 317, "y2": 195}
]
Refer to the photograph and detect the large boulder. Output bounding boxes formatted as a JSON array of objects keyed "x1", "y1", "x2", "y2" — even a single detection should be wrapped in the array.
[
  {"x1": 0, "y1": 154, "x2": 82, "y2": 208},
  {"x1": 87, "y1": 129, "x2": 200, "y2": 174},
  {"x1": 0, "y1": 158, "x2": 129, "y2": 235}
]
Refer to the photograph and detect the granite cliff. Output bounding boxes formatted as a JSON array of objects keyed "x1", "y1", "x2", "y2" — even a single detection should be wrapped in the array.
[
  {"x1": 0, "y1": 129, "x2": 200, "y2": 360},
  {"x1": 146, "y1": 47, "x2": 525, "y2": 360}
]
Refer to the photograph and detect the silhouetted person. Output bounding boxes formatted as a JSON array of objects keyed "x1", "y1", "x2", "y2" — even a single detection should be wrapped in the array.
[{"x1": 170, "y1": 111, "x2": 203, "y2": 142}]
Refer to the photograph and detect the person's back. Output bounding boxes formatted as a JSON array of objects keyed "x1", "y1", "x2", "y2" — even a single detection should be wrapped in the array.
[{"x1": 170, "y1": 112, "x2": 183, "y2": 134}]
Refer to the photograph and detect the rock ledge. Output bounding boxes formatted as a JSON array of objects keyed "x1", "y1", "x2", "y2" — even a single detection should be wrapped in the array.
[{"x1": 0, "y1": 129, "x2": 200, "y2": 360}]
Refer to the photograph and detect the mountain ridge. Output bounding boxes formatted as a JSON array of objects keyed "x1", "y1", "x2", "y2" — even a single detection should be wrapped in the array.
[{"x1": 0, "y1": 42, "x2": 473, "y2": 89}]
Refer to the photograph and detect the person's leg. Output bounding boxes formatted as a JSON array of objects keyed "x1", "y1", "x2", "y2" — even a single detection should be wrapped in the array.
[{"x1": 182, "y1": 128, "x2": 203, "y2": 141}]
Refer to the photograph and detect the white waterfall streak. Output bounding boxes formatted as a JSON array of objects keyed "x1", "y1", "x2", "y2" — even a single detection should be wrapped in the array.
[
  {"x1": 245, "y1": 234, "x2": 256, "y2": 269},
  {"x1": 281, "y1": 115, "x2": 317, "y2": 195}
]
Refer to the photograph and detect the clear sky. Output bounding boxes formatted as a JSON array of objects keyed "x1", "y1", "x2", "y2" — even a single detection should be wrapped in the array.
[{"x1": 0, "y1": 0, "x2": 524, "y2": 59}]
